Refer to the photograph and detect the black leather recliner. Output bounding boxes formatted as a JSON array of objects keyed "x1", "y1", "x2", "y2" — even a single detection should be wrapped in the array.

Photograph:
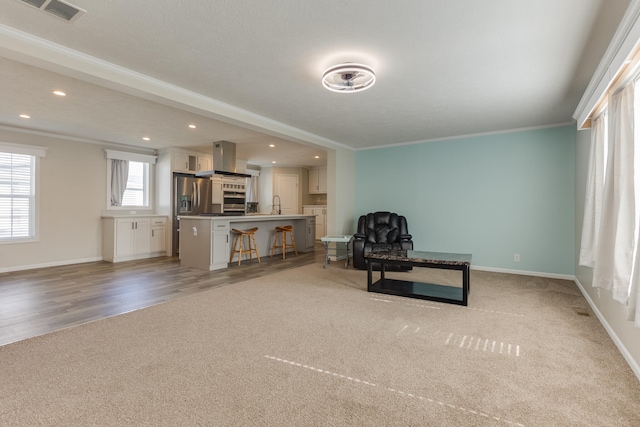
[{"x1": 353, "y1": 211, "x2": 413, "y2": 270}]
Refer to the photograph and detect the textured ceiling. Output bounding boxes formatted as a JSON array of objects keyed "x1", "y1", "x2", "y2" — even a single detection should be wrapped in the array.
[{"x1": 0, "y1": 0, "x2": 632, "y2": 167}]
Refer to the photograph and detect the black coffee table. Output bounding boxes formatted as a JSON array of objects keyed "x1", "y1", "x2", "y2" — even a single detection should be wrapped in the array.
[{"x1": 365, "y1": 250, "x2": 472, "y2": 306}]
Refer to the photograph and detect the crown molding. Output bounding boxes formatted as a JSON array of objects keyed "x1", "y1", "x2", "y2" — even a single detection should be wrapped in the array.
[
  {"x1": 0, "y1": 24, "x2": 352, "y2": 153},
  {"x1": 573, "y1": 0, "x2": 640, "y2": 128},
  {"x1": 0, "y1": 124, "x2": 157, "y2": 154},
  {"x1": 355, "y1": 122, "x2": 575, "y2": 151}
]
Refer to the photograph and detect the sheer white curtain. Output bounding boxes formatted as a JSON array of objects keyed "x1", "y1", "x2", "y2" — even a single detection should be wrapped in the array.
[
  {"x1": 246, "y1": 176, "x2": 259, "y2": 203},
  {"x1": 579, "y1": 112, "x2": 607, "y2": 267},
  {"x1": 592, "y1": 84, "x2": 638, "y2": 305},
  {"x1": 628, "y1": 80, "x2": 640, "y2": 326},
  {"x1": 110, "y1": 159, "x2": 129, "y2": 207}
]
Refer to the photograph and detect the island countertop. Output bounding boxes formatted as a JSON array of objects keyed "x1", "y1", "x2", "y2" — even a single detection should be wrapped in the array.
[{"x1": 177, "y1": 214, "x2": 314, "y2": 221}]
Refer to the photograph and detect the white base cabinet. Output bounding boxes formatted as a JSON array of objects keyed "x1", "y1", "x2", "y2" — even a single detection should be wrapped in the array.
[
  {"x1": 303, "y1": 206, "x2": 326, "y2": 239},
  {"x1": 103, "y1": 216, "x2": 167, "y2": 262},
  {"x1": 150, "y1": 218, "x2": 167, "y2": 253},
  {"x1": 305, "y1": 216, "x2": 317, "y2": 249},
  {"x1": 212, "y1": 221, "x2": 230, "y2": 270}
]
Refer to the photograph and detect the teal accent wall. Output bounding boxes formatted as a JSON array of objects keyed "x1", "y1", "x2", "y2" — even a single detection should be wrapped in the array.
[{"x1": 354, "y1": 125, "x2": 575, "y2": 275}]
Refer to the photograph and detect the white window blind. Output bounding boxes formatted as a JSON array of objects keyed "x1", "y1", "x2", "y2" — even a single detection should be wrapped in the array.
[{"x1": 0, "y1": 152, "x2": 35, "y2": 240}]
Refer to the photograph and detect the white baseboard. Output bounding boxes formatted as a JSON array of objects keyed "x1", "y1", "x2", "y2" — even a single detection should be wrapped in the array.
[
  {"x1": 574, "y1": 277, "x2": 640, "y2": 382},
  {"x1": 471, "y1": 265, "x2": 574, "y2": 281},
  {"x1": 0, "y1": 257, "x2": 103, "y2": 273}
]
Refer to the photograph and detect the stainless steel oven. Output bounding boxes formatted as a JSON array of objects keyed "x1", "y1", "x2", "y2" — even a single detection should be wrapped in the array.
[{"x1": 222, "y1": 177, "x2": 246, "y2": 213}]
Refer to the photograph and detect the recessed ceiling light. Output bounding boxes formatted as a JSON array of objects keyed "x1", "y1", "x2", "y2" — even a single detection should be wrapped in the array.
[
  {"x1": 53, "y1": 90, "x2": 66, "y2": 96},
  {"x1": 188, "y1": 124, "x2": 196, "y2": 129},
  {"x1": 19, "y1": 114, "x2": 31, "y2": 119},
  {"x1": 269, "y1": 144, "x2": 275, "y2": 148},
  {"x1": 314, "y1": 155, "x2": 320, "y2": 159},
  {"x1": 142, "y1": 137, "x2": 150, "y2": 141},
  {"x1": 272, "y1": 161, "x2": 276, "y2": 164}
]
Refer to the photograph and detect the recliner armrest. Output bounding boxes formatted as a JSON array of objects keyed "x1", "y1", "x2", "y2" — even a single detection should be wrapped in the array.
[
  {"x1": 399, "y1": 234, "x2": 412, "y2": 241},
  {"x1": 353, "y1": 233, "x2": 367, "y2": 240}
]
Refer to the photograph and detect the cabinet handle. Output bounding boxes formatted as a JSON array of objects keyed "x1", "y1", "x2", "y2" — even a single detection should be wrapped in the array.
[{"x1": 152, "y1": 230, "x2": 154, "y2": 237}]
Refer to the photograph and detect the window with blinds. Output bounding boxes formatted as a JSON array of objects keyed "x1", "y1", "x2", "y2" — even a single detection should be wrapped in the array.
[{"x1": 0, "y1": 151, "x2": 35, "y2": 240}]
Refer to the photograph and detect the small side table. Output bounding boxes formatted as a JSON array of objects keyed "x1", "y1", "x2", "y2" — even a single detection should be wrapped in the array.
[{"x1": 320, "y1": 235, "x2": 353, "y2": 268}]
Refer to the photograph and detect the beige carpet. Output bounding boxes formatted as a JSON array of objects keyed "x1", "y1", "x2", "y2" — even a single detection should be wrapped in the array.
[{"x1": 1, "y1": 263, "x2": 639, "y2": 426}]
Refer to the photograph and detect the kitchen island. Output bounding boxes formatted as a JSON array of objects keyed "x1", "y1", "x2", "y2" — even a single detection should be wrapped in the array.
[{"x1": 178, "y1": 214, "x2": 316, "y2": 270}]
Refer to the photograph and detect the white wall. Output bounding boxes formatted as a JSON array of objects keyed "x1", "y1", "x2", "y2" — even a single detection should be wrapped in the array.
[
  {"x1": 0, "y1": 130, "x2": 106, "y2": 270},
  {"x1": 0, "y1": 129, "x2": 156, "y2": 271},
  {"x1": 328, "y1": 147, "x2": 355, "y2": 235},
  {"x1": 574, "y1": 128, "x2": 640, "y2": 378}
]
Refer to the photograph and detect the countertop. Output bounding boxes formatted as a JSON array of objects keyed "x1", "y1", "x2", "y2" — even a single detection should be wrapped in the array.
[
  {"x1": 102, "y1": 213, "x2": 167, "y2": 218},
  {"x1": 178, "y1": 214, "x2": 314, "y2": 222}
]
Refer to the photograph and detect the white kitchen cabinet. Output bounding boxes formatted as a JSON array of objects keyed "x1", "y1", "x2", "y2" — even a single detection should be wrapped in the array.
[
  {"x1": 103, "y1": 216, "x2": 167, "y2": 262},
  {"x1": 173, "y1": 152, "x2": 197, "y2": 173},
  {"x1": 115, "y1": 218, "x2": 150, "y2": 257},
  {"x1": 172, "y1": 151, "x2": 212, "y2": 173},
  {"x1": 196, "y1": 155, "x2": 212, "y2": 172},
  {"x1": 212, "y1": 221, "x2": 230, "y2": 269},
  {"x1": 305, "y1": 216, "x2": 317, "y2": 249},
  {"x1": 303, "y1": 206, "x2": 326, "y2": 239},
  {"x1": 150, "y1": 218, "x2": 167, "y2": 253},
  {"x1": 211, "y1": 177, "x2": 223, "y2": 204},
  {"x1": 308, "y1": 168, "x2": 327, "y2": 194}
]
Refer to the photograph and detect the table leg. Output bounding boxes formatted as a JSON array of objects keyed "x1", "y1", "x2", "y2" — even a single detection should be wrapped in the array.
[
  {"x1": 367, "y1": 258, "x2": 372, "y2": 290},
  {"x1": 462, "y1": 264, "x2": 470, "y2": 305},
  {"x1": 323, "y1": 241, "x2": 329, "y2": 268},
  {"x1": 344, "y1": 242, "x2": 349, "y2": 268}
]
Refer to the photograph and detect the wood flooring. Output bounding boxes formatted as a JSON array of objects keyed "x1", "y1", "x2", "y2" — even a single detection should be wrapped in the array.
[{"x1": 0, "y1": 245, "x2": 325, "y2": 347}]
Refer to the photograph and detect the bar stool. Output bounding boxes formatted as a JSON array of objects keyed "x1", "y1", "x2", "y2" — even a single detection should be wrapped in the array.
[
  {"x1": 270, "y1": 225, "x2": 298, "y2": 259},
  {"x1": 229, "y1": 227, "x2": 260, "y2": 265}
]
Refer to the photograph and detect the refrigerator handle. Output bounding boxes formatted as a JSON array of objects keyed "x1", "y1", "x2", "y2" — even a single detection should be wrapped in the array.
[
  {"x1": 196, "y1": 182, "x2": 200, "y2": 208},
  {"x1": 192, "y1": 182, "x2": 197, "y2": 211}
]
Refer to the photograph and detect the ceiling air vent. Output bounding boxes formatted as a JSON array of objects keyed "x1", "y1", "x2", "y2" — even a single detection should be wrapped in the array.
[{"x1": 16, "y1": 0, "x2": 85, "y2": 22}]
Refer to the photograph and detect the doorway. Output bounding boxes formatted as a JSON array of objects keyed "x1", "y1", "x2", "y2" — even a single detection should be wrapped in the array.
[{"x1": 274, "y1": 174, "x2": 299, "y2": 214}]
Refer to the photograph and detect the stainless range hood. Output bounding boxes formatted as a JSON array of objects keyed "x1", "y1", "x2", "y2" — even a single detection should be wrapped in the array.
[{"x1": 195, "y1": 141, "x2": 251, "y2": 178}]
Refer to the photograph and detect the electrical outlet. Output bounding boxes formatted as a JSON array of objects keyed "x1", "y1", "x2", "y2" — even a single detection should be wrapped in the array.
[{"x1": 514, "y1": 253, "x2": 520, "y2": 262}]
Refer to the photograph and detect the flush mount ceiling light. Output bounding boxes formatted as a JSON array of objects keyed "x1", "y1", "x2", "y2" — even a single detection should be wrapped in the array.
[{"x1": 322, "y1": 63, "x2": 376, "y2": 93}]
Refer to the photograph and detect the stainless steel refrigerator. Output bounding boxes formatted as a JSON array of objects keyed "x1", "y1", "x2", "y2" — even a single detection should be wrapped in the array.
[{"x1": 173, "y1": 173, "x2": 218, "y2": 255}]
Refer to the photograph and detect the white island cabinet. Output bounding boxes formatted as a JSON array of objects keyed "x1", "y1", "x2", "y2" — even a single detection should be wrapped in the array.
[
  {"x1": 303, "y1": 205, "x2": 326, "y2": 240},
  {"x1": 178, "y1": 214, "x2": 316, "y2": 271},
  {"x1": 102, "y1": 215, "x2": 168, "y2": 262}
]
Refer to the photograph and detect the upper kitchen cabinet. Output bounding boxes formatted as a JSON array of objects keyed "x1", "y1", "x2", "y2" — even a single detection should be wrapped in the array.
[
  {"x1": 173, "y1": 151, "x2": 196, "y2": 173},
  {"x1": 196, "y1": 155, "x2": 212, "y2": 172},
  {"x1": 308, "y1": 167, "x2": 327, "y2": 194},
  {"x1": 171, "y1": 150, "x2": 212, "y2": 173}
]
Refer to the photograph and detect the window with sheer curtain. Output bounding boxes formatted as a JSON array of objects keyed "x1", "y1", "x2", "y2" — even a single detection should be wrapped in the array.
[
  {"x1": 581, "y1": 76, "x2": 640, "y2": 327},
  {"x1": 105, "y1": 150, "x2": 156, "y2": 209}
]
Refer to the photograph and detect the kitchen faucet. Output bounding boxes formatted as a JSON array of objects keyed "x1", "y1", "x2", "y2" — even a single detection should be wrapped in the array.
[{"x1": 273, "y1": 195, "x2": 281, "y2": 215}]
